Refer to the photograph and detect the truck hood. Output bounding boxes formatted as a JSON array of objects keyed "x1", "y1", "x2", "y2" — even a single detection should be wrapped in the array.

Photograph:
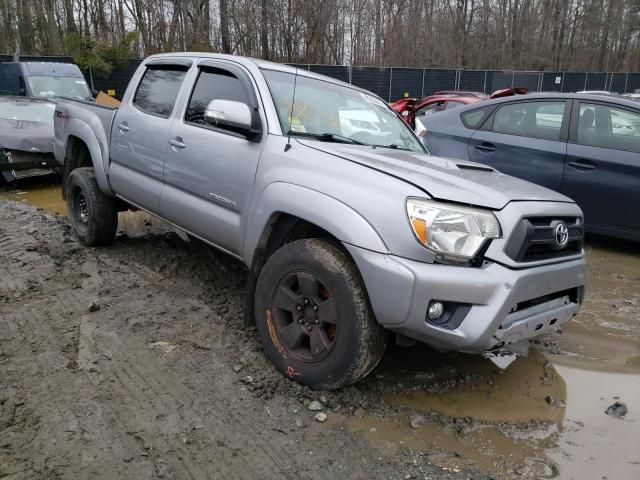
[
  {"x1": 299, "y1": 140, "x2": 573, "y2": 210},
  {"x1": 0, "y1": 118, "x2": 54, "y2": 153}
]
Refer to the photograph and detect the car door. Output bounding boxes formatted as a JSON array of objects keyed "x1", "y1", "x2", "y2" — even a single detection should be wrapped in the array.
[
  {"x1": 467, "y1": 99, "x2": 569, "y2": 191},
  {"x1": 109, "y1": 59, "x2": 191, "y2": 213},
  {"x1": 562, "y1": 100, "x2": 640, "y2": 238},
  {"x1": 160, "y1": 59, "x2": 264, "y2": 256}
]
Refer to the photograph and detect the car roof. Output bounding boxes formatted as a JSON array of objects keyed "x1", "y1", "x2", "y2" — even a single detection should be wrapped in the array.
[{"x1": 457, "y1": 91, "x2": 640, "y2": 110}]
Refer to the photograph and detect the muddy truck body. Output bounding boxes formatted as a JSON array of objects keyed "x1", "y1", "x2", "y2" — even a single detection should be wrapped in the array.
[{"x1": 53, "y1": 53, "x2": 586, "y2": 389}]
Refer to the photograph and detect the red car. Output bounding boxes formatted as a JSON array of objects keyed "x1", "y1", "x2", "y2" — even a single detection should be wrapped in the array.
[{"x1": 392, "y1": 88, "x2": 528, "y2": 128}]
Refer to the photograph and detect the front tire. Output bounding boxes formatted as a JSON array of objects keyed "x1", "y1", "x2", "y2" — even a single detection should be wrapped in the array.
[
  {"x1": 67, "y1": 167, "x2": 118, "y2": 246},
  {"x1": 255, "y1": 239, "x2": 386, "y2": 389}
]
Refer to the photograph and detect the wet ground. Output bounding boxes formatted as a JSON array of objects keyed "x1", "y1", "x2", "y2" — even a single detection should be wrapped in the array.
[{"x1": 1, "y1": 180, "x2": 638, "y2": 480}]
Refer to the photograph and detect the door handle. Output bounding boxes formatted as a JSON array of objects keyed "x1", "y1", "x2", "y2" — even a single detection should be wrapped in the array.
[
  {"x1": 168, "y1": 138, "x2": 186, "y2": 149},
  {"x1": 117, "y1": 122, "x2": 129, "y2": 132},
  {"x1": 474, "y1": 142, "x2": 496, "y2": 152},
  {"x1": 567, "y1": 160, "x2": 596, "y2": 171}
]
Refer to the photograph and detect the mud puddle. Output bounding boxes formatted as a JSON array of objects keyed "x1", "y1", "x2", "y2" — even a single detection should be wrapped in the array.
[
  {"x1": 4, "y1": 181, "x2": 640, "y2": 480},
  {"x1": 0, "y1": 180, "x2": 176, "y2": 238}
]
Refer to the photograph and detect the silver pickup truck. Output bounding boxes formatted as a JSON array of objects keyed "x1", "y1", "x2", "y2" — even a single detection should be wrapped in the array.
[{"x1": 53, "y1": 53, "x2": 586, "y2": 389}]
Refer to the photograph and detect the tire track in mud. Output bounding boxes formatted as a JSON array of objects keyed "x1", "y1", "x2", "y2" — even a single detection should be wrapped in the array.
[{"x1": 74, "y1": 289, "x2": 315, "y2": 480}]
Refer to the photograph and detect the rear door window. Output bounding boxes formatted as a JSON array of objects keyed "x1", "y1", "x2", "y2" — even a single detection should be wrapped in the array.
[
  {"x1": 492, "y1": 101, "x2": 566, "y2": 141},
  {"x1": 461, "y1": 106, "x2": 493, "y2": 129},
  {"x1": 133, "y1": 65, "x2": 188, "y2": 118},
  {"x1": 577, "y1": 102, "x2": 640, "y2": 154}
]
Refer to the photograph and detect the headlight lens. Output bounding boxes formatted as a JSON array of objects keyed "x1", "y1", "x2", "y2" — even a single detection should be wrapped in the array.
[{"x1": 406, "y1": 198, "x2": 501, "y2": 259}]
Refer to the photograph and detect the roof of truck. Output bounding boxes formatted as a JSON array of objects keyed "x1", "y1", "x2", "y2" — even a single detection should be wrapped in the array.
[{"x1": 144, "y1": 52, "x2": 365, "y2": 94}]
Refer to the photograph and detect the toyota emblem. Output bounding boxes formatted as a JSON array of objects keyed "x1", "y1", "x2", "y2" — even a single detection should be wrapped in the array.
[{"x1": 554, "y1": 222, "x2": 569, "y2": 248}]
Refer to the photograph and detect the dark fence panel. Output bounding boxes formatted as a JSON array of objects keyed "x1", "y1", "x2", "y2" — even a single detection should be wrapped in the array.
[
  {"x1": 562, "y1": 73, "x2": 587, "y2": 92},
  {"x1": 458, "y1": 70, "x2": 485, "y2": 93},
  {"x1": 90, "y1": 59, "x2": 142, "y2": 99},
  {"x1": 2, "y1": 53, "x2": 640, "y2": 99},
  {"x1": 627, "y1": 73, "x2": 640, "y2": 93},
  {"x1": 585, "y1": 72, "x2": 607, "y2": 91},
  {"x1": 513, "y1": 72, "x2": 540, "y2": 92},
  {"x1": 389, "y1": 68, "x2": 423, "y2": 100},
  {"x1": 351, "y1": 66, "x2": 391, "y2": 100},
  {"x1": 540, "y1": 72, "x2": 563, "y2": 92},
  {"x1": 309, "y1": 65, "x2": 349, "y2": 83},
  {"x1": 610, "y1": 73, "x2": 627, "y2": 93},
  {"x1": 422, "y1": 69, "x2": 457, "y2": 96},
  {"x1": 486, "y1": 71, "x2": 514, "y2": 92}
]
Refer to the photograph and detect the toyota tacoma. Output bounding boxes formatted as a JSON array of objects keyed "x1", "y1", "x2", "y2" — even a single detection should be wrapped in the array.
[{"x1": 53, "y1": 53, "x2": 586, "y2": 389}]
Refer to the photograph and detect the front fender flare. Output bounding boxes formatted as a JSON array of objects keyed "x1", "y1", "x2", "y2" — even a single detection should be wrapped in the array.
[{"x1": 243, "y1": 182, "x2": 388, "y2": 266}]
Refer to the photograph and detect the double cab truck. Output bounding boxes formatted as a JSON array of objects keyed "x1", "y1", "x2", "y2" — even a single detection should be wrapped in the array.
[{"x1": 53, "y1": 53, "x2": 586, "y2": 389}]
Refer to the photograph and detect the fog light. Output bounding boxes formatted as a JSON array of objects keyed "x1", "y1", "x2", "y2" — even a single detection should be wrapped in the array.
[{"x1": 427, "y1": 301, "x2": 444, "y2": 321}]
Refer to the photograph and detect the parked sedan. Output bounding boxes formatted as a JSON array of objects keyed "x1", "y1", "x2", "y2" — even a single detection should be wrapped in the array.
[
  {"x1": 392, "y1": 88, "x2": 527, "y2": 129},
  {"x1": 421, "y1": 93, "x2": 640, "y2": 241}
]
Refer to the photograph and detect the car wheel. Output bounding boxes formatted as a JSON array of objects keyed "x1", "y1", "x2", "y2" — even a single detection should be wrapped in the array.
[
  {"x1": 255, "y1": 238, "x2": 387, "y2": 389},
  {"x1": 67, "y1": 167, "x2": 118, "y2": 246}
]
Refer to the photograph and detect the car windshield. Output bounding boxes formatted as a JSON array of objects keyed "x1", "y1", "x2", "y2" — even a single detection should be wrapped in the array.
[
  {"x1": 262, "y1": 69, "x2": 425, "y2": 153},
  {"x1": 25, "y1": 75, "x2": 91, "y2": 99},
  {"x1": 0, "y1": 99, "x2": 55, "y2": 124}
]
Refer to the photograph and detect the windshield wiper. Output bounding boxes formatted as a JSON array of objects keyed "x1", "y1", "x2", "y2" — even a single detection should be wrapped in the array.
[
  {"x1": 287, "y1": 131, "x2": 366, "y2": 145},
  {"x1": 373, "y1": 143, "x2": 413, "y2": 151}
]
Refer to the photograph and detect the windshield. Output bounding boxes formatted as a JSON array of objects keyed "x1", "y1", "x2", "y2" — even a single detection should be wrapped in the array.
[
  {"x1": 262, "y1": 69, "x2": 425, "y2": 153},
  {"x1": 25, "y1": 75, "x2": 91, "y2": 99},
  {"x1": 0, "y1": 99, "x2": 55, "y2": 123}
]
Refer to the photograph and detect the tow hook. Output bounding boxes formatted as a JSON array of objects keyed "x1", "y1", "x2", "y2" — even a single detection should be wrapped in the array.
[{"x1": 483, "y1": 340, "x2": 531, "y2": 369}]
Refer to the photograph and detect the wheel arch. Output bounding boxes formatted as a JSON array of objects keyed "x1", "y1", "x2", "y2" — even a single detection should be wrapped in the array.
[
  {"x1": 62, "y1": 122, "x2": 113, "y2": 200},
  {"x1": 242, "y1": 183, "x2": 388, "y2": 327}
]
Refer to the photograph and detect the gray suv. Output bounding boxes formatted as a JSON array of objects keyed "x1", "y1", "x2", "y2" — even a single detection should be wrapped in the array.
[{"x1": 53, "y1": 53, "x2": 586, "y2": 389}]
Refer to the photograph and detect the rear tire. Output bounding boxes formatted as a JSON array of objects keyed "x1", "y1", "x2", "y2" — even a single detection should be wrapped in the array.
[
  {"x1": 255, "y1": 239, "x2": 386, "y2": 389},
  {"x1": 66, "y1": 167, "x2": 118, "y2": 246}
]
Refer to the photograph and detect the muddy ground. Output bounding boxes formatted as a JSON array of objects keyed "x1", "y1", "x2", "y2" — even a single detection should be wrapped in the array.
[{"x1": 1, "y1": 181, "x2": 639, "y2": 480}]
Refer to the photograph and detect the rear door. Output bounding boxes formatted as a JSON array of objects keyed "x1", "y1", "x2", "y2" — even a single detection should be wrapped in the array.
[
  {"x1": 160, "y1": 59, "x2": 265, "y2": 256},
  {"x1": 467, "y1": 99, "x2": 569, "y2": 191},
  {"x1": 108, "y1": 59, "x2": 191, "y2": 213},
  {"x1": 562, "y1": 100, "x2": 640, "y2": 238}
]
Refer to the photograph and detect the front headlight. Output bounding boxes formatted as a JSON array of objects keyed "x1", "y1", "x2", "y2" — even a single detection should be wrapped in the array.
[{"x1": 406, "y1": 198, "x2": 501, "y2": 260}]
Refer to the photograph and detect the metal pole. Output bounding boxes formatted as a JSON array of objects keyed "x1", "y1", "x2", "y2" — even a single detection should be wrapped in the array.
[
  {"x1": 560, "y1": 73, "x2": 565, "y2": 92},
  {"x1": 89, "y1": 67, "x2": 94, "y2": 91},
  {"x1": 388, "y1": 67, "x2": 393, "y2": 102},
  {"x1": 624, "y1": 72, "x2": 629, "y2": 93},
  {"x1": 583, "y1": 73, "x2": 588, "y2": 91},
  {"x1": 511, "y1": 71, "x2": 515, "y2": 87},
  {"x1": 483, "y1": 70, "x2": 487, "y2": 93},
  {"x1": 421, "y1": 68, "x2": 425, "y2": 98}
]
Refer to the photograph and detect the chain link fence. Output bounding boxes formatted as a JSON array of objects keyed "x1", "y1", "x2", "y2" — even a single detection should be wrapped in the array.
[{"x1": 2, "y1": 54, "x2": 640, "y2": 101}]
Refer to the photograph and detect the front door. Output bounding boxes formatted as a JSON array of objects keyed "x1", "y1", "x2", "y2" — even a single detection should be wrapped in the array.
[
  {"x1": 109, "y1": 61, "x2": 190, "y2": 213},
  {"x1": 160, "y1": 59, "x2": 264, "y2": 256},
  {"x1": 562, "y1": 100, "x2": 640, "y2": 237},
  {"x1": 468, "y1": 100, "x2": 569, "y2": 191}
]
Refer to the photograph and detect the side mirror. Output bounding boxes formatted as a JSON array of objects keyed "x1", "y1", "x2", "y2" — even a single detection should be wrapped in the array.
[
  {"x1": 204, "y1": 99, "x2": 252, "y2": 132},
  {"x1": 92, "y1": 89, "x2": 99, "y2": 98}
]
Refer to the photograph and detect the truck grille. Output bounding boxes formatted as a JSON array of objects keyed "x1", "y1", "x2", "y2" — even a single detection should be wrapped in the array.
[{"x1": 505, "y1": 216, "x2": 583, "y2": 262}]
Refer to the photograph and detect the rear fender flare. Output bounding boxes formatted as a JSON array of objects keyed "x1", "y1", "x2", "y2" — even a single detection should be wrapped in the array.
[{"x1": 65, "y1": 119, "x2": 113, "y2": 197}]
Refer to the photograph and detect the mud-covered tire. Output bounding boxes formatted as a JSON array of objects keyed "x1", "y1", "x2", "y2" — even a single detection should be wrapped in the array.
[
  {"x1": 66, "y1": 167, "x2": 118, "y2": 246},
  {"x1": 255, "y1": 239, "x2": 387, "y2": 389}
]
